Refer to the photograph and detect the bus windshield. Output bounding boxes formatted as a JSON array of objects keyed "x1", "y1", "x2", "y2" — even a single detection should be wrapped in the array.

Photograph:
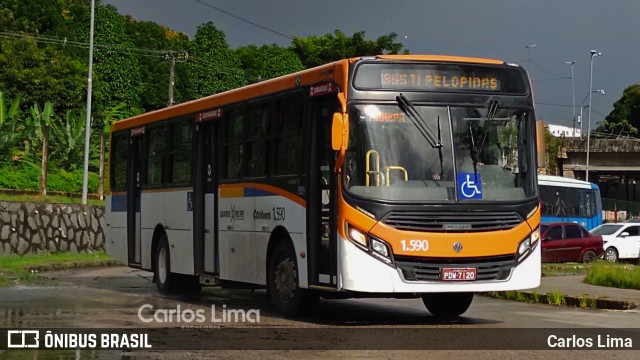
[{"x1": 345, "y1": 103, "x2": 535, "y2": 202}]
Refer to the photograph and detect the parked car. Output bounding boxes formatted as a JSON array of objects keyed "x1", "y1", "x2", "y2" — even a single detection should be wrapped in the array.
[
  {"x1": 590, "y1": 222, "x2": 640, "y2": 262},
  {"x1": 540, "y1": 222, "x2": 604, "y2": 263}
]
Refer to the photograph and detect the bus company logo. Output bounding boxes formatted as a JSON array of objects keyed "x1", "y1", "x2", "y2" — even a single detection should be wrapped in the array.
[
  {"x1": 220, "y1": 205, "x2": 244, "y2": 222},
  {"x1": 254, "y1": 210, "x2": 271, "y2": 220},
  {"x1": 7, "y1": 330, "x2": 40, "y2": 348},
  {"x1": 443, "y1": 223, "x2": 472, "y2": 231}
]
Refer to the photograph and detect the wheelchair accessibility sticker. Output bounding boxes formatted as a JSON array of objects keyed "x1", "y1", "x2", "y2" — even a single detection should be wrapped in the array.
[{"x1": 457, "y1": 172, "x2": 482, "y2": 200}]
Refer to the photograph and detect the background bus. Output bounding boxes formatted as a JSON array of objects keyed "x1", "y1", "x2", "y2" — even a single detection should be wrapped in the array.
[
  {"x1": 539, "y1": 174, "x2": 603, "y2": 230},
  {"x1": 106, "y1": 54, "x2": 541, "y2": 318}
]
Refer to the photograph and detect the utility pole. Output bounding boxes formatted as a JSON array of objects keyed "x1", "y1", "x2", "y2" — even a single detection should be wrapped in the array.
[
  {"x1": 166, "y1": 51, "x2": 188, "y2": 107},
  {"x1": 81, "y1": 0, "x2": 95, "y2": 205}
]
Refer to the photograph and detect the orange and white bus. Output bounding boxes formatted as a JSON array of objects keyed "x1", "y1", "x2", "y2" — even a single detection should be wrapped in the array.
[{"x1": 106, "y1": 55, "x2": 540, "y2": 317}]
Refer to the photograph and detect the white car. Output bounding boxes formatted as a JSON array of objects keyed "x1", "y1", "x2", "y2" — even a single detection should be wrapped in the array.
[{"x1": 591, "y1": 223, "x2": 640, "y2": 262}]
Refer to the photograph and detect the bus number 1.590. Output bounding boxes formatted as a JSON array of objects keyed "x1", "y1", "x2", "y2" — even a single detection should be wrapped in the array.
[{"x1": 273, "y1": 207, "x2": 286, "y2": 221}]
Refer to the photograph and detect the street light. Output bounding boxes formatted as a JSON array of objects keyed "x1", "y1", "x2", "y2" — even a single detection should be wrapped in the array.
[
  {"x1": 526, "y1": 44, "x2": 537, "y2": 78},
  {"x1": 566, "y1": 61, "x2": 576, "y2": 136},
  {"x1": 586, "y1": 49, "x2": 602, "y2": 183}
]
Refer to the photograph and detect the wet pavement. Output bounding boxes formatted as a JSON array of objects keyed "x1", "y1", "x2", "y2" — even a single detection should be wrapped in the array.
[{"x1": 1, "y1": 266, "x2": 639, "y2": 359}]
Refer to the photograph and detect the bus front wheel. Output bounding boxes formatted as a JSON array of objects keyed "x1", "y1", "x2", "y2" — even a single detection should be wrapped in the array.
[
  {"x1": 268, "y1": 241, "x2": 318, "y2": 317},
  {"x1": 422, "y1": 292, "x2": 474, "y2": 318},
  {"x1": 155, "y1": 235, "x2": 175, "y2": 294}
]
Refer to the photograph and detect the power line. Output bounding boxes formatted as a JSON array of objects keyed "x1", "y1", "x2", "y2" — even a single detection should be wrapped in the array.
[
  {"x1": 530, "y1": 60, "x2": 569, "y2": 80},
  {"x1": 192, "y1": 0, "x2": 292, "y2": 40},
  {"x1": 0, "y1": 30, "x2": 260, "y2": 84}
]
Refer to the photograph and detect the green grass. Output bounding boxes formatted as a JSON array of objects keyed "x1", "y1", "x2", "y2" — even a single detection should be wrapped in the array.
[
  {"x1": 546, "y1": 290, "x2": 566, "y2": 306},
  {"x1": 542, "y1": 263, "x2": 591, "y2": 276},
  {"x1": 0, "y1": 192, "x2": 104, "y2": 206},
  {"x1": 584, "y1": 262, "x2": 640, "y2": 290},
  {"x1": 0, "y1": 251, "x2": 114, "y2": 286}
]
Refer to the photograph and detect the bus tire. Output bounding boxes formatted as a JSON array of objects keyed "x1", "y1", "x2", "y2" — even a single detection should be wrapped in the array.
[
  {"x1": 155, "y1": 234, "x2": 175, "y2": 295},
  {"x1": 422, "y1": 292, "x2": 473, "y2": 318},
  {"x1": 268, "y1": 241, "x2": 318, "y2": 317},
  {"x1": 581, "y1": 250, "x2": 597, "y2": 263}
]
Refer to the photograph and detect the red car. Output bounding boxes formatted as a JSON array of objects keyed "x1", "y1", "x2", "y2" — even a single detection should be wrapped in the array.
[{"x1": 540, "y1": 222, "x2": 604, "y2": 263}]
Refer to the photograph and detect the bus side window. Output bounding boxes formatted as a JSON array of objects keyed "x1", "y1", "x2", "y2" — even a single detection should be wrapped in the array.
[{"x1": 221, "y1": 108, "x2": 244, "y2": 180}]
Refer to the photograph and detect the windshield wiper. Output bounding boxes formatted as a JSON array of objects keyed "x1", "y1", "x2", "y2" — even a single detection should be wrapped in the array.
[
  {"x1": 466, "y1": 98, "x2": 500, "y2": 179},
  {"x1": 396, "y1": 94, "x2": 442, "y2": 149},
  {"x1": 396, "y1": 94, "x2": 444, "y2": 178}
]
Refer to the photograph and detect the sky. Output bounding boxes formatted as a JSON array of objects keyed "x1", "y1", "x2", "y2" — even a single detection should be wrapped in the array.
[{"x1": 104, "y1": 0, "x2": 640, "y2": 131}]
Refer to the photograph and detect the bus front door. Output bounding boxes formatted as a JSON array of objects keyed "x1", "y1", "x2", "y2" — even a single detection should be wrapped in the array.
[
  {"x1": 193, "y1": 121, "x2": 218, "y2": 276},
  {"x1": 127, "y1": 136, "x2": 142, "y2": 265},
  {"x1": 309, "y1": 95, "x2": 339, "y2": 288}
]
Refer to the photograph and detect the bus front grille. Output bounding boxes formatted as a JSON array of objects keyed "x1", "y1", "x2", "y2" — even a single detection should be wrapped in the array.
[
  {"x1": 395, "y1": 255, "x2": 516, "y2": 282},
  {"x1": 383, "y1": 211, "x2": 523, "y2": 232}
]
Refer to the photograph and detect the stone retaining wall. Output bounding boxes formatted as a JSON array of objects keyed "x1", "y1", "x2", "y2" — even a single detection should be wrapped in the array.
[{"x1": 0, "y1": 201, "x2": 105, "y2": 255}]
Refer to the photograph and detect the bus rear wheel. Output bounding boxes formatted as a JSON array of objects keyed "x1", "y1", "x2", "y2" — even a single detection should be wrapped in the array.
[
  {"x1": 268, "y1": 241, "x2": 318, "y2": 317},
  {"x1": 422, "y1": 292, "x2": 474, "y2": 318},
  {"x1": 155, "y1": 235, "x2": 175, "y2": 294}
]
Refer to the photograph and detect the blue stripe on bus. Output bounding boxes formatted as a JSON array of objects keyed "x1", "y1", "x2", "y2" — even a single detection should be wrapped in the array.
[
  {"x1": 244, "y1": 187, "x2": 274, "y2": 197},
  {"x1": 110, "y1": 193, "x2": 140, "y2": 213}
]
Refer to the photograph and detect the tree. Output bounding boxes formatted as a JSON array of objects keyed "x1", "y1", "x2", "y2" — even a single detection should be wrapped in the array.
[
  {"x1": 185, "y1": 22, "x2": 246, "y2": 99},
  {"x1": 290, "y1": 30, "x2": 407, "y2": 68},
  {"x1": 84, "y1": 4, "x2": 144, "y2": 132},
  {"x1": 0, "y1": 37, "x2": 86, "y2": 117},
  {"x1": 544, "y1": 129, "x2": 562, "y2": 175},
  {"x1": 0, "y1": 0, "x2": 63, "y2": 35},
  {"x1": 593, "y1": 84, "x2": 640, "y2": 138},
  {"x1": 124, "y1": 18, "x2": 191, "y2": 110},
  {"x1": 235, "y1": 44, "x2": 305, "y2": 83}
]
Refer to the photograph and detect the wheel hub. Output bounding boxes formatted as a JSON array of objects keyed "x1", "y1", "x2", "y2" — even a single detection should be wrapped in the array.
[{"x1": 274, "y1": 258, "x2": 297, "y2": 302}]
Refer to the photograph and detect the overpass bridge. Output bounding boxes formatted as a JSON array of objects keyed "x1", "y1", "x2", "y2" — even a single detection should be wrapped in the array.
[{"x1": 556, "y1": 138, "x2": 640, "y2": 215}]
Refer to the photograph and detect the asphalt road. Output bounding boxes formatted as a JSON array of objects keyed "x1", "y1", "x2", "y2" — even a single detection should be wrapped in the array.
[{"x1": 1, "y1": 266, "x2": 639, "y2": 359}]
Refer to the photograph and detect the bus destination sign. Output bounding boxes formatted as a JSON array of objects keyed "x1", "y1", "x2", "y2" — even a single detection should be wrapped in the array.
[
  {"x1": 354, "y1": 63, "x2": 527, "y2": 94},
  {"x1": 381, "y1": 70, "x2": 499, "y2": 91}
]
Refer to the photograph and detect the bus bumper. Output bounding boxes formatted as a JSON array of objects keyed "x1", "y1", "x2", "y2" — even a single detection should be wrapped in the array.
[{"x1": 337, "y1": 235, "x2": 541, "y2": 293}]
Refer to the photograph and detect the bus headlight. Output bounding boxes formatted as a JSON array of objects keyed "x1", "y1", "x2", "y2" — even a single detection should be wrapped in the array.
[
  {"x1": 370, "y1": 237, "x2": 393, "y2": 264},
  {"x1": 345, "y1": 223, "x2": 394, "y2": 265},
  {"x1": 517, "y1": 227, "x2": 539, "y2": 262},
  {"x1": 371, "y1": 238, "x2": 389, "y2": 257},
  {"x1": 346, "y1": 223, "x2": 368, "y2": 248}
]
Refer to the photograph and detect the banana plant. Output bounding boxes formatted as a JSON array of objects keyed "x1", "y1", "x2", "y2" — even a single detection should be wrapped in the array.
[
  {"x1": 50, "y1": 109, "x2": 86, "y2": 169},
  {"x1": 29, "y1": 102, "x2": 55, "y2": 196},
  {"x1": 0, "y1": 91, "x2": 22, "y2": 162}
]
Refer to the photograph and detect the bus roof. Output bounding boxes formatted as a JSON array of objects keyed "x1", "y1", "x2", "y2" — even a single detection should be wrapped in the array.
[
  {"x1": 111, "y1": 54, "x2": 509, "y2": 132},
  {"x1": 538, "y1": 174, "x2": 596, "y2": 189}
]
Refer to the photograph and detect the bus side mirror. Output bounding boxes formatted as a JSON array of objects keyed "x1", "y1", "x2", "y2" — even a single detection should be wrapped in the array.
[
  {"x1": 332, "y1": 112, "x2": 348, "y2": 151},
  {"x1": 332, "y1": 112, "x2": 349, "y2": 171}
]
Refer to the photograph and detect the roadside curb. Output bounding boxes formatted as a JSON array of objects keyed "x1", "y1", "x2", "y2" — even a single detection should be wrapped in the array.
[
  {"x1": 482, "y1": 290, "x2": 637, "y2": 311},
  {"x1": 26, "y1": 260, "x2": 120, "y2": 273}
]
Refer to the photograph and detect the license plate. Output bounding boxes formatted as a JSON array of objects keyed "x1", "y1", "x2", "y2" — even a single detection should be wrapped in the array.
[{"x1": 441, "y1": 268, "x2": 477, "y2": 281}]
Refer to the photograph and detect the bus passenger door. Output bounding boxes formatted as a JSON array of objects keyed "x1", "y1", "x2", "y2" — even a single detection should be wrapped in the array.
[
  {"x1": 194, "y1": 120, "x2": 218, "y2": 275},
  {"x1": 308, "y1": 94, "x2": 339, "y2": 287},
  {"x1": 127, "y1": 136, "x2": 142, "y2": 265}
]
